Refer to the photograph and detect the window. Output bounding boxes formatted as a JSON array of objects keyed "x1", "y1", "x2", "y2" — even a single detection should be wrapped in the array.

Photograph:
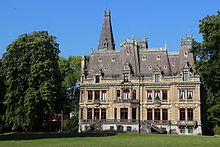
[
  {"x1": 114, "y1": 108, "x2": 117, "y2": 120},
  {"x1": 81, "y1": 109, "x2": 83, "y2": 119},
  {"x1": 162, "y1": 109, "x2": 168, "y2": 120},
  {"x1": 187, "y1": 108, "x2": 193, "y2": 121},
  {"x1": 111, "y1": 57, "x2": 116, "y2": 62},
  {"x1": 117, "y1": 90, "x2": 120, "y2": 98},
  {"x1": 102, "y1": 90, "x2": 107, "y2": 100},
  {"x1": 156, "y1": 55, "x2": 161, "y2": 60},
  {"x1": 147, "y1": 109, "x2": 152, "y2": 120},
  {"x1": 123, "y1": 89, "x2": 130, "y2": 100},
  {"x1": 95, "y1": 91, "x2": 100, "y2": 100},
  {"x1": 187, "y1": 89, "x2": 193, "y2": 99},
  {"x1": 132, "y1": 108, "x2": 136, "y2": 120},
  {"x1": 147, "y1": 90, "x2": 153, "y2": 100},
  {"x1": 87, "y1": 108, "x2": 92, "y2": 119},
  {"x1": 94, "y1": 109, "x2": 99, "y2": 120},
  {"x1": 132, "y1": 90, "x2": 136, "y2": 99},
  {"x1": 154, "y1": 109, "x2": 160, "y2": 120},
  {"x1": 120, "y1": 108, "x2": 128, "y2": 120},
  {"x1": 188, "y1": 127, "x2": 193, "y2": 133},
  {"x1": 179, "y1": 89, "x2": 185, "y2": 100},
  {"x1": 162, "y1": 90, "x2": 167, "y2": 101},
  {"x1": 183, "y1": 72, "x2": 188, "y2": 81},
  {"x1": 179, "y1": 127, "x2": 185, "y2": 133},
  {"x1": 104, "y1": 38, "x2": 108, "y2": 48},
  {"x1": 88, "y1": 91, "x2": 93, "y2": 100},
  {"x1": 155, "y1": 74, "x2": 160, "y2": 82},
  {"x1": 127, "y1": 126, "x2": 132, "y2": 132},
  {"x1": 154, "y1": 90, "x2": 160, "y2": 100},
  {"x1": 110, "y1": 126, "x2": 114, "y2": 131},
  {"x1": 81, "y1": 91, "x2": 84, "y2": 100},
  {"x1": 101, "y1": 108, "x2": 106, "y2": 120},
  {"x1": 180, "y1": 108, "x2": 185, "y2": 121},
  {"x1": 95, "y1": 75, "x2": 100, "y2": 83},
  {"x1": 117, "y1": 126, "x2": 123, "y2": 131},
  {"x1": 124, "y1": 73, "x2": 129, "y2": 82}
]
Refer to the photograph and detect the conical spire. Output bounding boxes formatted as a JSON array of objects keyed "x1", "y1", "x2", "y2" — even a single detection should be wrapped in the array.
[{"x1": 98, "y1": 10, "x2": 115, "y2": 51}]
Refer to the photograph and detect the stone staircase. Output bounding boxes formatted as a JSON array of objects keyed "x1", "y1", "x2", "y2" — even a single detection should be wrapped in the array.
[
  {"x1": 85, "y1": 120, "x2": 104, "y2": 132},
  {"x1": 141, "y1": 120, "x2": 163, "y2": 134}
]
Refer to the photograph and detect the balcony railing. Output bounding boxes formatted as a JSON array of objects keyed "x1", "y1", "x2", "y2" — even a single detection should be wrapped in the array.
[
  {"x1": 177, "y1": 121, "x2": 197, "y2": 127},
  {"x1": 86, "y1": 100, "x2": 107, "y2": 104},
  {"x1": 81, "y1": 119, "x2": 138, "y2": 123},
  {"x1": 145, "y1": 120, "x2": 169, "y2": 124},
  {"x1": 114, "y1": 98, "x2": 140, "y2": 103}
]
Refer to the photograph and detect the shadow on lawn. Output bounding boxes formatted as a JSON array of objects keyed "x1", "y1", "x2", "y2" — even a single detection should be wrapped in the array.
[{"x1": 0, "y1": 132, "x2": 117, "y2": 141}]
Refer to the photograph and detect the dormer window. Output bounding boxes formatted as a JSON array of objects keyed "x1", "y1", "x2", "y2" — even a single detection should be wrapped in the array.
[
  {"x1": 95, "y1": 75, "x2": 100, "y2": 83},
  {"x1": 183, "y1": 72, "x2": 188, "y2": 81},
  {"x1": 155, "y1": 74, "x2": 160, "y2": 82},
  {"x1": 142, "y1": 55, "x2": 147, "y2": 61},
  {"x1": 98, "y1": 57, "x2": 103, "y2": 62},
  {"x1": 124, "y1": 73, "x2": 129, "y2": 82},
  {"x1": 156, "y1": 55, "x2": 161, "y2": 60},
  {"x1": 111, "y1": 57, "x2": 116, "y2": 62}
]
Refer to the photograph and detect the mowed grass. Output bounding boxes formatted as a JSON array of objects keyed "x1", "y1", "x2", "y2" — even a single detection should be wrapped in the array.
[{"x1": 0, "y1": 133, "x2": 220, "y2": 147}]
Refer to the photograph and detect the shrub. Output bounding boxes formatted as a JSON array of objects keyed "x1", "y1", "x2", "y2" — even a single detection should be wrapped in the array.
[
  {"x1": 213, "y1": 125, "x2": 220, "y2": 135},
  {"x1": 66, "y1": 115, "x2": 79, "y2": 133}
]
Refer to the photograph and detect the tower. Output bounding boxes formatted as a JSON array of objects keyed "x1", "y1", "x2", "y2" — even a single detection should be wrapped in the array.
[{"x1": 98, "y1": 10, "x2": 115, "y2": 51}]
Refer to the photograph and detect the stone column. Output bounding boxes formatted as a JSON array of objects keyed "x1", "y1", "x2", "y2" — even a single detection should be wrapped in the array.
[
  {"x1": 92, "y1": 108, "x2": 94, "y2": 120},
  {"x1": 128, "y1": 107, "x2": 131, "y2": 120}
]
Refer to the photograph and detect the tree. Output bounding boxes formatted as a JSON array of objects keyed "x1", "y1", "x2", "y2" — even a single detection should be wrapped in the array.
[
  {"x1": 1, "y1": 31, "x2": 63, "y2": 131},
  {"x1": 0, "y1": 59, "x2": 6, "y2": 131},
  {"x1": 58, "y1": 56, "x2": 81, "y2": 114},
  {"x1": 192, "y1": 12, "x2": 220, "y2": 127}
]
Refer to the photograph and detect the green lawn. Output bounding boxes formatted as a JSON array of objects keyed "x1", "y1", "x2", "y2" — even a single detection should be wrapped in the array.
[{"x1": 0, "y1": 133, "x2": 220, "y2": 147}]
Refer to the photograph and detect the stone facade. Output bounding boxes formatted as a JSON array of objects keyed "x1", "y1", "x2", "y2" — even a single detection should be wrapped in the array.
[{"x1": 79, "y1": 10, "x2": 202, "y2": 135}]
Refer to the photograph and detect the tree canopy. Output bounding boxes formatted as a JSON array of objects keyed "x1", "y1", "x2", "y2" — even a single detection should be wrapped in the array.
[
  {"x1": 58, "y1": 56, "x2": 81, "y2": 114},
  {"x1": 1, "y1": 31, "x2": 63, "y2": 131},
  {"x1": 192, "y1": 11, "x2": 220, "y2": 126}
]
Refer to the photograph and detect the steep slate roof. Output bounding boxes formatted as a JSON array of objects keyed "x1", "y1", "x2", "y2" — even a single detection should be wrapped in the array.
[{"x1": 85, "y1": 11, "x2": 195, "y2": 79}]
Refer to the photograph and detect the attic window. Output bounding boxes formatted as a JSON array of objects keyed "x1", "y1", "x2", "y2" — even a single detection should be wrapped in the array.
[
  {"x1": 142, "y1": 56, "x2": 147, "y2": 61},
  {"x1": 184, "y1": 52, "x2": 188, "y2": 57},
  {"x1": 98, "y1": 57, "x2": 103, "y2": 62},
  {"x1": 112, "y1": 57, "x2": 116, "y2": 62},
  {"x1": 156, "y1": 55, "x2": 161, "y2": 60}
]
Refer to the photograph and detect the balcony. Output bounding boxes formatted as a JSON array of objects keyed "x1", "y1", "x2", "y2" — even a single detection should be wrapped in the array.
[
  {"x1": 86, "y1": 100, "x2": 107, "y2": 105},
  {"x1": 153, "y1": 100, "x2": 161, "y2": 106},
  {"x1": 81, "y1": 119, "x2": 138, "y2": 124},
  {"x1": 146, "y1": 120, "x2": 169, "y2": 125},
  {"x1": 114, "y1": 98, "x2": 140, "y2": 104}
]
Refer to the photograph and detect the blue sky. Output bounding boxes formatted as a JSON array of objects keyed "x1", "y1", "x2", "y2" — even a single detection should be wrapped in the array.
[{"x1": 0, "y1": 0, "x2": 219, "y2": 58}]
